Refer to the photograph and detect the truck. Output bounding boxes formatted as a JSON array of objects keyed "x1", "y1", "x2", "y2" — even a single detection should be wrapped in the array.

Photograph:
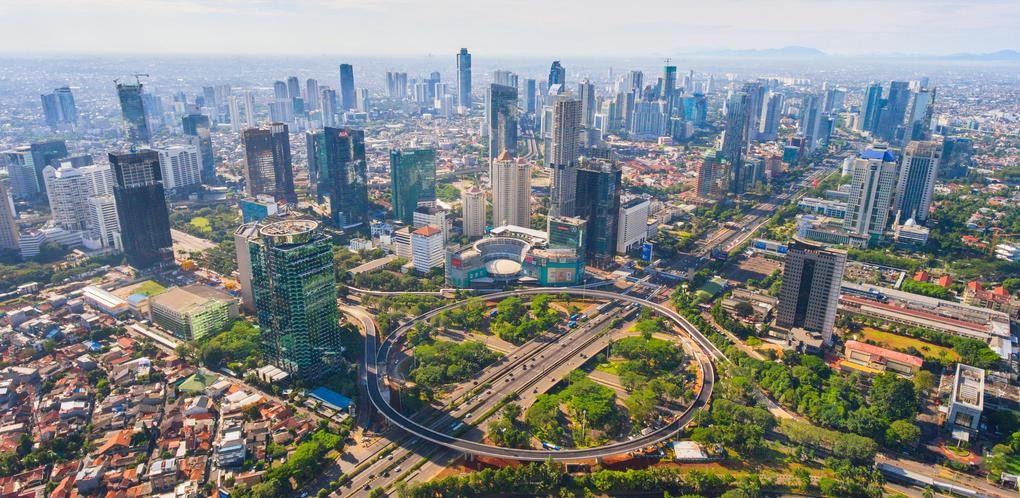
[{"x1": 541, "y1": 442, "x2": 562, "y2": 451}]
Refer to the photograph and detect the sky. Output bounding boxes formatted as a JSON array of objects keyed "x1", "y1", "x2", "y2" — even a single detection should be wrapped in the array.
[{"x1": 0, "y1": 0, "x2": 1017, "y2": 57}]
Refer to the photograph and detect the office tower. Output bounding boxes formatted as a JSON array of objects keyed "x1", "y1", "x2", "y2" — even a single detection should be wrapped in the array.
[
  {"x1": 742, "y1": 81, "x2": 766, "y2": 139},
  {"x1": 85, "y1": 196, "x2": 120, "y2": 249},
  {"x1": 548, "y1": 61, "x2": 566, "y2": 92},
  {"x1": 117, "y1": 82, "x2": 150, "y2": 144},
  {"x1": 617, "y1": 197, "x2": 650, "y2": 255},
  {"x1": 304, "y1": 78, "x2": 319, "y2": 112},
  {"x1": 860, "y1": 82, "x2": 883, "y2": 133},
  {"x1": 661, "y1": 65, "x2": 677, "y2": 101},
  {"x1": 389, "y1": 148, "x2": 437, "y2": 224},
  {"x1": 894, "y1": 140, "x2": 941, "y2": 224},
  {"x1": 273, "y1": 81, "x2": 288, "y2": 100},
  {"x1": 548, "y1": 97, "x2": 582, "y2": 217},
  {"x1": 244, "y1": 91, "x2": 257, "y2": 127},
  {"x1": 486, "y1": 84, "x2": 519, "y2": 162},
  {"x1": 843, "y1": 149, "x2": 898, "y2": 237},
  {"x1": 286, "y1": 76, "x2": 301, "y2": 101},
  {"x1": 42, "y1": 164, "x2": 91, "y2": 231},
  {"x1": 907, "y1": 87, "x2": 936, "y2": 141},
  {"x1": 462, "y1": 186, "x2": 485, "y2": 238},
  {"x1": 308, "y1": 127, "x2": 369, "y2": 228},
  {"x1": 203, "y1": 86, "x2": 218, "y2": 108},
  {"x1": 182, "y1": 113, "x2": 215, "y2": 184},
  {"x1": 758, "y1": 92, "x2": 783, "y2": 140},
  {"x1": 0, "y1": 180, "x2": 18, "y2": 252},
  {"x1": 356, "y1": 89, "x2": 370, "y2": 112},
  {"x1": 247, "y1": 218, "x2": 341, "y2": 381},
  {"x1": 410, "y1": 225, "x2": 444, "y2": 273},
  {"x1": 823, "y1": 87, "x2": 846, "y2": 113},
  {"x1": 578, "y1": 80, "x2": 596, "y2": 127},
  {"x1": 490, "y1": 150, "x2": 530, "y2": 227},
  {"x1": 547, "y1": 216, "x2": 586, "y2": 254},
  {"x1": 493, "y1": 70, "x2": 518, "y2": 89},
  {"x1": 54, "y1": 87, "x2": 77, "y2": 126},
  {"x1": 627, "y1": 70, "x2": 644, "y2": 94},
  {"x1": 338, "y1": 64, "x2": 356, "y2": 111},
  {"x1": 524, "y1": 78, "x2": 537, "y2": 115},
  {"x1": 242, "y1": 123, "x2": 296, "y2": 205},
  {"x1": 776, "y1": 238, "x2": 847, "y2": 345},
  {"x1": 412, "y1": 206, "x2": 448, "y2": 245},
  {"x1": 940, "y1": 137, "x2": 972, "y2": 179},
  {"x1": 799, "y1": 94, "x2": 825, "y2": 151},
  {"x1": 320, "y1": 88, "x2": 338, "y2": 127},
  {"x1": 876, "y1": 81, "x2": 910, "y2": 141},
  {"x1": 722, "y1": 92, "x2": 749, "y2": 193},
  {"x1": 456, "y1": 48, "x2": 472, "y2": 112},
  {"x1": 386, "y1": 72, "x2": 408, "y2": 99},
  {"x1": 29, "y1": 140, "x2": 68, "y2": 192},
  {"x1": 630, "y1": 101, "x2": 667, "y2": 137},
  {"x1": 228, "y1": 97, "x2": 242, "y2": 132},
  {"x1": 155, "y1": 145, "x2": 203, "y2": 194},
  {"x1": 1, "y1": 148, "x2": 39, "y2": 199},
  {"x1": 109, "y1": 150, "x2": 173, "y2": 268},
  {"x1": 575, "y1": 158, "x2": 622, "y2": 266},
  {"x1": 79, "y1": 164, "x2": 115, "y2": 197},
  {"x1": 696, "y1": 151, "x2": 729, "y2": 199},
  {"x1": 41, "y1": 93, "x2": 61, "y2": 128}
]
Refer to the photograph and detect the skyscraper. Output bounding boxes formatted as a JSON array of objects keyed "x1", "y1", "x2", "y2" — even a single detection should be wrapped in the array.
[
  {"x1": 696, "y1": 150, "x2": 729, "y2": 200},
  {"x1": 722, "y1": 92, "x2": 749, "y2": 193},
  {"x1": 575, "y1": 157, "x2": 622, "y2": 266},
  {"x1": 41, "y1": 93, "x2": 61, "y2": 128},
  {"x1": 320, "y1": 88, "x2": 338, "y2": 127},
  {"x1": 338, "y1": 64, "x2": 356, "y2": 111},
  {"x1": 548, "y1": 61, "x2": 566, "y2": 92},
  {"x1": 799, "y1": 93, "x2": 824, "y2": 151},
  {"x1": 876, "y1": 81, "x2": 910, "y2": 142},
  {"x1": 490, "y1": 150, "x2": 530, "y2": 227},
  {"x1": 1, "y1": 148, "x2": 40, "y2": 200},
  {"x1": 55, "y1": 87, "x2": 77, "y2": 125},
  {"x1": 182, "y1": 113, "x2": 215, "y2": 184},
  {"x1": 286, "y1": 76, "x2": 301, "y2": 101},
  {"x1": 578, "y1": 80, "x2": 596, "y2": 127},
  {"x1": 109, "y1": 150, "x2": 173, "y2": 268},
  {"x1": 486, "y1": 84, "x2": 519, "y2": 162},
  {"x1": 549, "y1": 97, "x2": 582, "y2": 217},
  {"x1": 462, "y1": 186, "x2": 485, "y2": 238},
  {"x1": 244, "y1": 91, "x2": 257, "y2": 127},
  {"x1": 906, "y1": 87, "x2": 936, "y2": 141},
  {"x1": 155, "y1": 145, "x2": 203, "y2": 194},
  {"x1": 776, "y1": 238, "x2": 847, "y2": 345},
  {"x1": 308, "y1": 127, "x2": 369, "y2": 228},
  {"x1": 42, "y1": 163, "x2": 91, "y2": 231},
  {"x1": 29, "y1": 140, "x2": 68, "y2": 193},
  {"x1": 844, "y1": 148, "x2": 898, "y2": 238},
  {"x1": 524, "y1": 79, "x2": 537, "y2": 114},
  {"x1": 758, "y1": 92, "x2": 783, "y2": 141},
  {"x1": 860, "y1": 82, "x2": 883, "y2": 133},
  {"x1": 894, "y1": 140, "x2": 941, "y2": 224},
  {"x1": 242, "y1": 123, "x2": 296, "y2": 205},
  {"x1": 247, "y1": 218, "x2": 341, "y2": 381},
  {"x1": 116, "y1": 82, "x2": 150, "y2": 144},
  {"x1": 0, "y1": 179, "x2": 18, "y2": 252},
  {"x1": 390, "y1": 148, "x2": 437, "y2": 224},
  {"x1": 305, "y1": 78, "x2": 319, "y2": 112},
  {"x1": 939, "y1": 137, "x2": 972, "y2": 179},
  {"x1": 85, "y1": 195, "x2": 120, "y2": 249},
  {"x1": 456, "y1": 48, "x2": 472, "y2": 113},
  {"x1": 273, "y1": 81, "x2": 288, "y2": 100}
]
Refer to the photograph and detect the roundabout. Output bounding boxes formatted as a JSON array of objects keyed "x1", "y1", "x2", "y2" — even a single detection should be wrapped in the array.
[{"x1": 365, "y1": 287, "x2": 723, "y2": 462}]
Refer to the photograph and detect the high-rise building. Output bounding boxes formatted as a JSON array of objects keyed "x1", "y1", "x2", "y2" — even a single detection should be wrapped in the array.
[
  {"x1": 244, "y1": 91, "x2": 257, "y2": 127},
  {"x1": 575, "y1": 157, "x2": 622, "y2": 266},
  {"x1": 0, "y1": 179, "x2": 19, "y2": 252},
  {"x1": 85, "y1": 195, "x2": 120, "y2": 249},
  {"x1": 906, "y1": 87, "x2": 936, "y2": 141},
  {"x1": 1, "y1": 148, "x2": 39, "y2": 199},
  {"x1": 42, "y1": 164, "x2": 91, "y2": 231},
  {"x1": 54, "y1": 87, "x2": 77, "y2": 126},
  {"x1": 338, "y1": 64, "x2": 356, "y2": 111},
  {"x1": 578, "y1": 80, "x2": 596, "y2": 127},
  {"x1": 799, "y1": 94, "x2": 824, "y2": 151},
  {"x1": 155, "y1": 145, "x2": 203, "y2": 194},
  {"x1": 320, "y1": 88, "x2": 338, "y2": 127},
  {"x1": 286, "y1": 76, "x2": 301, "y2": 101},
  {"x1": 490, "y1": 150, "x2": 530, "y2": 227},
  {"x1": 411, "y1": 225, "x2": 445, "y2": 274},
  {"x1": 79, "y1": 163, "x2": 115, "y2": 197},
  {"x1": 758, "y1": 92, "x2": 783, "y2": 141},
  {"x1": 776, "y1": 238, "x2": 847, "y2": 345},
  {"x1": 247, "y1": 218, "x2": 341, "y2": 380},
  {"x1": 547, "y1": 215, "x2": 586, "y2": 253},
  {"x1": 228, "y1": 97, "x2": 242, "y2": 132},
  {"x1": 41, "y1": 92, "x2": 61, "y2": 128},
  {"x1": 524, "y1": 78, "x2": 537, "y2": 115},
  {"x1": 116, "y1": 82, "x2": 151, "y2": 144},
  {"x1": 273, "y1": 81, "x2": 288, "y2": 100},
  {"x1": 722, "y1": 92, "x2": 749, "y2": 193},
  {"x1": 462, "y1": 186, "x2": 485, "y2": 238},
  {"x1": 389, "y1": 148, "x2": 437, "y2": 224},
  {"x1": 109, "y1": 150, "x2": 173, "y2": 268},
  {"x1": 940, "y1": 137, "x2": 972, "y2": 179},
  {"x1": 242, "y1": 123, "x2": 296, "y2": 205},
  {"x1": 29, "y1": 140, "x2": 68, "y2": 193},
  {"x1": 548, "y1": 61, "x2": 566, "y2": 92},
  {"x1": 456, "y1": 48, "x2": 472, "y2": 113},
  {"x1": 860, "y1": 82, "x2": 883, "y2": 133},
  {"x1": 308, "y1": 127, "x2": 369, "y2": 228},
  {"x1": 616, "y1": 197, "x2": 650, "y2": 255},
  {"x1": 661, "y1": 65, "x2": 677, "y2": 101},
  {"x1": 844, "y1": 148, "x2": 898, "y2": 238},
  {"x1": 304, "y1": 78, "x2": 319, "y2": 112},
  {"x1": 894, "y1": 140, "x2": 941, "y2": 224},
  {"x1": 696, "y1": 150, "x2": 729, "y2": 200},
  {"x1": 182, "y1": 113, "x2": 215, "y2": 184},
  {"x1": 876, "y1": 81, "x2": 910, "y2": 142},
  {"x1": 549, "y1": 97, "x2": 582, "y2": 217},
  {"x1": 486, "y1": 84, "x2": 519, "y2": 162}
]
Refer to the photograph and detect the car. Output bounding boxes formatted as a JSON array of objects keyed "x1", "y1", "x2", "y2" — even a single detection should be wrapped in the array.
[
  {"x1": 364, "y1": 484, "x2": 371, "y2": 490},
  {"x1": 533, "y1": 388, "x2": 538, "y2": 393},
  {"x1": 387, "y1": 454, "x2": 393, "y2": 460},
  {"x1": 396, "y1": 466, "x2": 402, "y2": 472},
  {"x1": 505, "y1": 378, "x2": 510, "y2": 382},
  {"x1": 383, "y1": 471, "x2": 390, "y2": 477},
  {"x1": 368, "y1": 474, "x2": 375, "y2": 479},
  {"x1": 466, "y1": 412, "x2": 473, "y2": 418}
]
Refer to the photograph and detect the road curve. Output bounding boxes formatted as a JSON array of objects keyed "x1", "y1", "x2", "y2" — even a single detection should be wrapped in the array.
[{"x1": 365, "y1": 287, "x2": 719, "y2": 461}]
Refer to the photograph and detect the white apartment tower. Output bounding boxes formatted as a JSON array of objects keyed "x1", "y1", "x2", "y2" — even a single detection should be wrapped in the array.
[{"x1": 490, "y1": 150, "x2": 531, "y2": 227}]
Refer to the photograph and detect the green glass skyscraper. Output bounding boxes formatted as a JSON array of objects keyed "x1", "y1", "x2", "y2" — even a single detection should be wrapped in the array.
[
  {"x1": 117, "y1": 82, "x2": 151, "y2": 144},
  {"x1": 248, "y1": 219, "x2": 341, "y2": 381},
  {"x1": 389, "y1": 148, "x2": 436, "y2": 224}
]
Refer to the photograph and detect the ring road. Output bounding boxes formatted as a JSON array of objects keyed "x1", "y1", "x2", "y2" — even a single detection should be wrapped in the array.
[{"x1": 365, "y1": 287, "x2": 721, "y2": 461}]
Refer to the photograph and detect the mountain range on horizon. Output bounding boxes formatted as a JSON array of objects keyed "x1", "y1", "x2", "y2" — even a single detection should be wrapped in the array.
[{"x1": 679, "y1": 46, "x2": 1020, "y2": 60}]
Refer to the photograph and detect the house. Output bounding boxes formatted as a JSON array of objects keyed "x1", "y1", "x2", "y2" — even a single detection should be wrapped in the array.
[{"x1": 840, "y1": 340, "x2": 923, "y2": 377}]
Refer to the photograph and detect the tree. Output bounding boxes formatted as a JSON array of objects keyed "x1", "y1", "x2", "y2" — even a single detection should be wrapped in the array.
[
  {"x1": 912, "y1": 370, "x2": 936, "y2": 394},
  {"x1": 624, "y1": 388, "x2": 658, "y2": 425},
  {"x1": 869, "y1": 373, "x2": 917, "y2": 421},
  {"x1": 885, "y1": 420, "x2": 921, "y2": 450},
  {"x1": 734, "y1": 301, "x2": 755, "y2": 318}
]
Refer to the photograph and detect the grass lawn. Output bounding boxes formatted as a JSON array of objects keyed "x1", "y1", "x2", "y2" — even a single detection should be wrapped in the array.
[
  {"x1": 190, "y1": 216, "x2": 212, "y2": 233},
  {"x1": 134, "y1": 280, "x2": 167, "y2": 297},
  {"x1": 860, "y1": 327, "x2": 960, "y2": 362},
  {"x1": 595, "y1": 359, "x2": 625, "y2": 375}
]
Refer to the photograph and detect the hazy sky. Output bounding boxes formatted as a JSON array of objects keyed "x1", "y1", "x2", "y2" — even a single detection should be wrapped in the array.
[{"x1": 1, "y1": 0, "x2": 1017, "y2": 57}]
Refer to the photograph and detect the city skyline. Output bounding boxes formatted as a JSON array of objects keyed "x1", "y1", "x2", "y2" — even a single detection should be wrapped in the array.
[{"x1": 2, "y1": 0, "x2": 1018, "y2": 57}]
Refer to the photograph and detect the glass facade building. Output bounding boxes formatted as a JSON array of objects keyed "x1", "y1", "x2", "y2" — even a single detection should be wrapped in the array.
[
  {"x1": 117, "y1": 82, "x2": 151, "y2": 144},
  {"x1": 308, "y1": 127, "x2": 369, "y2": 228},
  {"x1": 182, "y1": 113, "x2": 215, "y2": 184},
  {"x1": 389, "y1": 148, "x2": 436, "y2": 224},
  {"x1": 109, "y1": 150, "x2": 173, "y2": 268},
  {"x1": 242, "y1": 123, "x2": 296, "y2": 205}
]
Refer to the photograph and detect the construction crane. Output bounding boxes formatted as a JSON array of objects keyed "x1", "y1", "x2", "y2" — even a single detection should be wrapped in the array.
[
  {"x1": 112, "y1": 73, "x2": 149, "y2": 87},
  {"x1": 988, "y1": 230, "x2": 1020, "y2": 256}
]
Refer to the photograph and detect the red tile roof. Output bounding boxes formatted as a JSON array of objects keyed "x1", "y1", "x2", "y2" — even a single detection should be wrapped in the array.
[{"x1": 845, "y1": 340, "x2": 923, "y2": 368}]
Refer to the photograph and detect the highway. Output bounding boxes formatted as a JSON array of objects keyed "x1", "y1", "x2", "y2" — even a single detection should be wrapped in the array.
[{"x1": 366, "y1": 288, "x2": 720, "y2": 462}]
